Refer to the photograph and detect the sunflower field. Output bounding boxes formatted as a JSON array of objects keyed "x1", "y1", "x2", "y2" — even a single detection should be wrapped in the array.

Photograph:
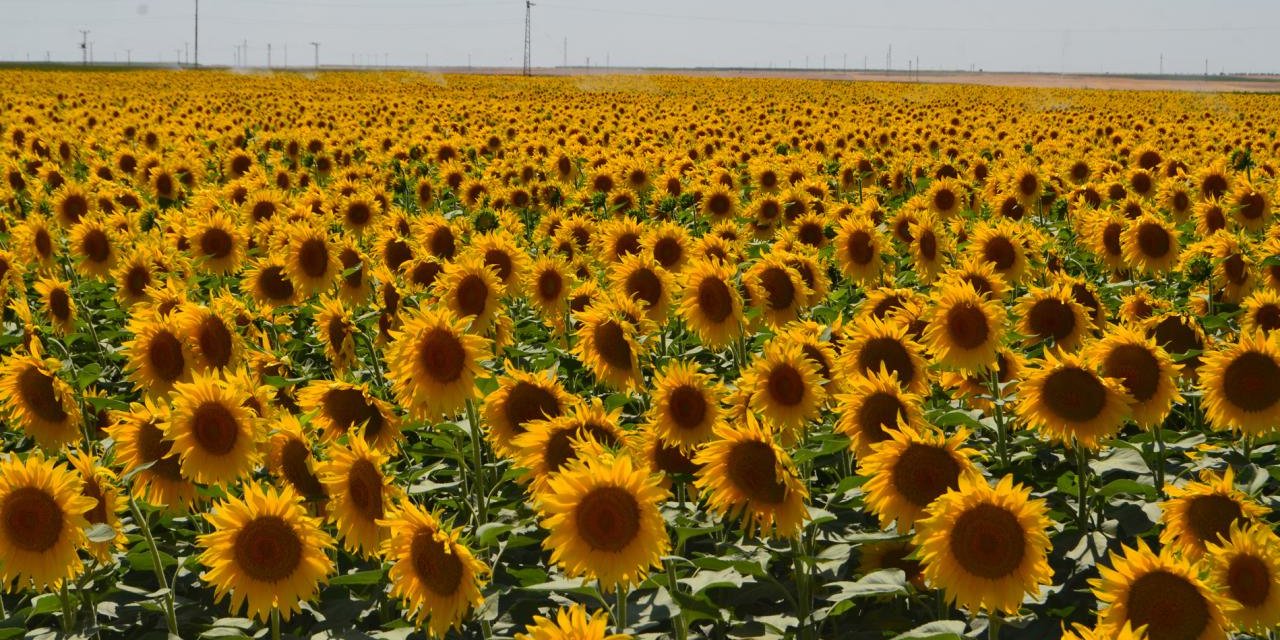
[{"x1": 1, "y1": 69, "x2": 1280, "y2": 640}]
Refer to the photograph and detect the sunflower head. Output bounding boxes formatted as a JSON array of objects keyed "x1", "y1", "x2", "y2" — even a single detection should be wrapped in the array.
[
  {"x1": 0, "y1": 454, "x2": 96, "y2": 591},
  {"x1": 380, "y1": 500, "x2": 489, "y2": 636},
  {"x1": 693, "y1": 415, "x2": 810, "y2": 539}
]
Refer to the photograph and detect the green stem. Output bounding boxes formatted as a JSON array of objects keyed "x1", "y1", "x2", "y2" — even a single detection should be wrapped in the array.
[
  {"x1": 989, "y1": 368, "x2": 1009, "y2": 469},
  {"x1": 128, "y1": 497, "x2": 178, "y2": 636},
  {"x1": 465, "y1": 399, "x2": 489, "y2": 526},
  {"x1": 1152, "y1": 423, "x2": 1166, "y2": 498},
  {"x1": 615, "y1": 582, "x2": 629, "y2": 633},
  {"x1": 271, "y1": 606, "x2": 281, "y2": 640},
  {"x1": 792, "y1": 536, "x2": 811, "y2": 640},
  {"x1": 1076, "y1": 445, "x2": 1091, "y2": 534},
  {"x1": 59, "y1": 582, "x2": 75, "y2": 634},
  {"x1": 663, "y1": 558, "x2": 688, "y2": 640},
  {"x1": 989, "y1": 612, "x2": 1003, "y2": 640}
]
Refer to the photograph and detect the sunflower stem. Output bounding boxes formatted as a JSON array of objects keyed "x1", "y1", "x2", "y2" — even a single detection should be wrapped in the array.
[
  {"x1": 59, "y1": 581, "x2": 75, "y2": 634},
  {"x1": 988, "y1": 368, "x2": 1009, "y2": 469},
  {"x1": 1075, "y1": 444, "x2": 1091, "y2": 534},
  {"x1": 271, "y1": 607, "x2": 281, "y2": 640},
  {"x1": 128, "y1": 497, "x2": 178, "y2": 636},
  {"x1": 615, "y1": 582, "x2": 629, "y2": 633},
  {"x1": 792, "y1": 536, "x2": 812, "y2": 640},
  {"x1": 663, "y1": 558, "x2": 688, "y2": 640},
  {"x1": 464, "y1": 398, "x2": 489, "y2": 526},
  {"x1": 1152, "y1": 422, "x2": 1167, "y2": 498},
  {"x1": 988, "y1": 612, "x2": 1002, "y2": 640}
]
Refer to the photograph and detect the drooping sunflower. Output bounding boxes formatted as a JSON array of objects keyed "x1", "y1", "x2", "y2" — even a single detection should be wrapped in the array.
[
  {"x1": 314, "y1": 295, "x2": 356, "y2": 373},
  {"x1": 922, "y1": 281, "x2": 1006, "y2": 373},
  {"x1": 320, "y1": 435, "x2": 398, "y2": 558},
  {"x1": 106, "y1": 398, "x2": 198, "y2": 511},
  {"x1": 1017, "y1": 349, "x2": 1132, "y2": 450},
  {"x1": 515, "y1": 604, "x2": 631, "y2": 640},
  {"x1": 513, "y1": 399, "x2": 625, "y2": 492},
  {"x1": 1088, "y1": 324, "x2": 1182, "y2": 428},
  {"x1": 741, "y1": 340, "x2": 825, "y2": 438},
  {"x1": 483, "y1": 366, "x2": 573, "y2": 459},
  {"x1": 1205, "y1": 522, "x2": 1280, "y2": 633},
  {"x1": 67, "y1": 450, "x2": 127, "y2": 562},
  {"x1": 197, "y1": 483, "x2": 335, "y2": 622},
  {"x1": 0, "y1": 454, "x2": 96, "y2": 591},
  {"x1": 573, "y1": 297, "x2": 648, "y2": 391},
  {"x1": 1091, "y1": 539, "x2": 1228, "y2": 640},
  {"x1": 298, "y1": 379, "x2": 401, "y2": 451},
  {"x1": 695, "y1": 415, "x2": 809, "y2": 538},
  {"x1": 386, "y1": 307, "x2": 490, "y2": 420},
  {"x1": 914, "y1": 475, "x2": 1053, "y2": 615},
  {"x1": 264, "y1": 414, "x2": 328, "y2": 503},
  {"x1": 648, "y1": 360, "x2": 723, "y2": 450},
  {"x1": 34, "y1": 276, "x2": 76, "y2": 334},
  {"x1": 0, "y1": 346, "x2": 82, "y2": 450},
  {"x1": 838, "y1": 315, "x2": 932, "y2": 395},
  {"x1": 859, "y1": 424, "x2": 981, "y2": 531},
  {"x1": 1014, "y1": 283, "x2": 1091, "y2": 352},
  {"x1": 835, "y1": 367, "x2": 928, "y2": 460},
  {"x1": 164, "y1": 371, "x2": 262, "y2": 486},
  {"x1": 1199, "y1": 331, "x2": 1280, "y2": 435},
  {"x1": 1159, "y1": 468, "x2": 1267, "y2": 561},
  {"x1": 381, "y1": 500, "x2": 488, "y2": 636},
  {"x1": 677, "y1": 259, "x2": 743, "y2": 349},
  {"x1": 536, "y1": 452, "x2": 669, "y2": 592}
]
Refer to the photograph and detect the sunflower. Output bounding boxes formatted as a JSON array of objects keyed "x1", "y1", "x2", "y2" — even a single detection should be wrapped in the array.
[
  {"x1": 380, "y1": 500, "x2": 488, "y2": 636},
  {"x1": 336, "y1": 242, "x2": 373, "y2": 305},
  {"x1": 34, "y1": 276, "x2": 75, "y2": 334},
  {"x1": 188, "y1": 211, "x2": 245, "y2": 275},
  {"x1": 515, "y1": 604, "x2": 631, "y2": 640},
  {"x1": 1144, "y1": 312, "x2": 1208, "y2": 380},
  {"x1": 694, "y1": 415, "x2": 809, "y2": 538},
  {"x1": 69, "y1": 216, "x2": 117, "y2": 278},
  {"x1": 1159, "y1": 468, "x2": 1266, "y2": 561},
  {"x1": 914, "y1": 475, "x2": 1053, "y2": 614},
  {"x1": 859, "y1": 424, "x2": 981, "y2": 531},
  {"x1": 1062, "y1": 623, "x2": 1148, "y2": 640},
  {"x1": 513, "y1": 399, "x2": 625, "y2": 492},
  {"x1": 598, "y1": 218, "x2": 645, "y2": 264},
  {"x1": 1121, "y1": 213, "x2": 1180, "y2": 274},
  {"x1": 835, "y1": 367, "x2": 928, "y2": 460},
  {"x1": 320, "y1": 436, "x2": 397, "y2": 557},
  {"x1": 471, "y1": 231, "x2": 530, "y2": 294},
  {"x1": 0, "y1": 454, "x2": 95, "y2": 592},
  {"x1": 677, "y1": 259, "x2": 743, "y2": 349},
  {"x1": 1197, "y1": 329, "x2": 1280, "y2": 435},
  {"x1": 838, "y1": 316, "x2": 932, "y2": 395},
  {"x1": 968, "y1": 220, "x2": 1028, "y2": 285},
  {"x1": 335, "y1": 191, "x2": 382, "y2": 235},
  {"x1": 198, "y1": 483, "x2": 334, "y2": 622},
  {"x1": 1088, "y1": 325, "x2": 1182, "y2": 428},
  {"x1": 1205, "y1": 522, "x2": 1280, "y2": 633},
  {"x1": 14, "y1": 214, "x2": 58, "y2": 269},
  {"x1": 1118, "y1": 287, "x2": 1170, "y2": 326},
  {"x1": 164, "y1": 372, "x2": 262, "y2": 486},
  {"x1": 941, "y1": 255, "x2": 1009, "y2": 300},
  {"x1": 0, "y1": 346, "x2": 83, "y2": 450},
  {"x1": 1230, "y1": 181, "x2": 1272, "y2": 232},
  {"x1": 834, "y1": 216, "x2": 888, "y2": 284},
  {"x1": 648, "y1": 360, "x2": 723, "y2": 450},
  {"x1": 435, "y1": 254, "x2": 504, "y2": 331},
  {"x1": 908, "y1": 212, "x2": 950, "y2": 283},
  {"x1": 922, "y1": 281, "x2": 1006, "y2": 373},
  {"x1": 245, "y1": 258, "x2": 298, "y2": 308},
  {"x1": 112, "y1": 248, "x2": 159, "y2": 306},
  {"x1": 264, "y1": 414, "x2": 328, "y2": 503},
  {"x1": 315, "y1": 295, "x2": 356, "y2": 373},
  {"x1": 1092, "y1": 539, "x2": 1228, "y2": 640},
  {"x1": 66, "y1": 450, "x2": 127, "y2": 562},
  {"x1": 123, "y1": 314, "x2": 191, "y2": 397},
  {"x1": 386, "y1": 307, "x2": 490, "y2": 420},
  {"x1": 744, "y1": 255, "x2": 812, "y2": 329},
  {"x1": 535, "y1": 451, "x2": 668, "y2": 592},
  {"x1": 106, "y1": 398, "x2": 198, "y2": 510},
  {"x1": 742, "y1": 341, "x2": 825, "y2": 438},
  {"x1": 525, "y1": 254, "x2": 575, "y2": 321},
  {"x1": 282, "y1": 222, "x2": 338, "y2": 298},
  {"x1": 175, "y1": 301, "x2": 241, "y2": 373},
  {"x1": 483, "y1": 367, "x2": 572, "y2": 459},
  {"x1": 1014, "y1": 283, "x2": 1090, "y2": 351},
  {"x1": 610, "y1": 253, "x2": 674, "y2": 322},
  {"x1": 573, "y1": 298, "x2": 647, "y2": 391},
  {"x1": 1017, "y1": 349, "x2": 1132, "y2": 449},
  {"x1": 298, "y1": 379, "x2": 401, "y2": 451},
  {"x1": 52, "y1": 182, "x2": 92, "y2": 226}
]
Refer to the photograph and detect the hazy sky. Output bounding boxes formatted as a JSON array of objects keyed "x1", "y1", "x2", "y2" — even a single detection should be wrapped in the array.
[{"x1": 1, "y1": 0, "x2": 1276, "y2": 75}]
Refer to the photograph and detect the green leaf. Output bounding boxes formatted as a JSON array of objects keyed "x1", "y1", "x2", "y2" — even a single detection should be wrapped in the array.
[
  {"x1": 1099, "y1": 478, "x2": 1158, "y2": 500},
  {"x1": 76, "y1": 362, "x2": 102, "y2": 390},
  {"x1": 892, "y1": 620, "x2": 967, "y2": 640},
  {"x1": 474, "y1": 522, "x2": 514, "y2": 547},
  {"x1": 329, "y1": 569, "x2": 386, "y2": 585},
  {"x1": 85, "y1": 522, "x2": 117, "y2": 542},
  {"x1": 824, "y1": 569, "x2": 907, "y2": 600}
]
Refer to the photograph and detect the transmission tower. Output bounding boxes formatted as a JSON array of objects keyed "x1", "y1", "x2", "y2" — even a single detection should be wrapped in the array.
[
  {"x1": 522, "y1": 1, "x2": 534, "y2": 76},
  {"x1": 310, "y1": 42, "x2": 320, "y2": 69},
  {"x1": 79, "y1": 30, "x2": 89, "y2": 65}
]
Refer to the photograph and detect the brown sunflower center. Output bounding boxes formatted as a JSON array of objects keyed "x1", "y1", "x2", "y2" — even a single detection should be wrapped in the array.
[
  {"x1": 1042, "y1": 367, "x2": 1107, "y2": 423},
  {"x1": 418, "y1": 329, "x2": 466, "y2": 384},
  {"x1": 575, "y1": 486, "x2": 642, "y2": 553},
  {"x1": 891, "y1": 443, "x2": 962, "y2": 508},
  {"x1": 17, "y1": 363, "x2": 69, "y2": 425},
  {"x1": 536, "y1": 269, "x2": 563, "y2": 302},
  {"x1": 727, "y1": 440, "x2": 787, "y2": 504},
  {"x1": 125, "y1": 264, "x2": 152, "y2": 297},
  {"x1": 544, "y1": 424, "x2": 617, "y2": 472},
  {"x1": 2, "y1": 487, "x2": 64, "y2": 552},
  {"x1": 483, "y1": 249, "x2": 514, "y2": 283},
  {"x1": 346, "y1": 458, "x2": 384, "y2": 521},
  {"x1": 946, "y1": 302, "x2": 991, "y2": 350},
  {"x1": 48, "y1": 287, "x2": 72, "y2": 322},
  {"x1": 696, "y1": 277, "x2": 734, "y2": 323},
  {"x1": 668, "y1": 385, "x2": 708, "y2": 430},
  {"x1": 1125, "y1": 570, "x2": 1211, "y2": 640},
  {"x1": 759, "y1": 266, "x2": 796, "y2": 310},
  {"x1": 81, "y1": 228, "x2": 111, "y2": 263},
  {"x1": 322, "y1": 387, "x2": 386, "y2": 440},
  {"x1": 1102, "y1": 223, "x2": 1123, "y2": 256},
  {"x1": 707, "y1": 192, "x2": 732, "y2": 216},
  {"x1": 592, "y1": 320, "x2": 633, "y2": 371},
  {"x1": 1103, "y1": 344, "x2": 1160, "y2": 403},
  {"x1": 1027, "y1": 298, "x2": 1076, "y2": 343},
  {"x1": 1136, "y1": 223, "x2": 1171, "y2": 259},
  {"x1": 614, "y1": 232, "x2": 641, "y2": 258},
  {"x1": 1222, "y1": 351, "x2": 1280, "y2": 412},
  {"x1": 198, "y1": 316, "x2": 234, "y2": 369},
  {"x1": 297, "y1": 238, "x2": 329, "y2": 279},
  {"x1": 1185, "y1": 494, "x2": 1243, "y2": 548},
  {"x1": 146, "y1": 330, "x2": 186, "y2": 383},
  {"x1": 503, "y1": 382, "x2": 561, "y2": 434},
  {"x1": 767, "y1": 363, "x2": 806, "y2": 407},
  {"x1": 654, "y1": 237, "x2": 683, "y2": 268},
  {"x1": 918, "y1": 229, "x2": 937, "y2": 260},
  {"x1": 982, "y1": 236, "x2": 1016, "y2": 271},
  {"x1": 455, "y1": 274, "x2": 490, "y2": 318},
  {"x1": 258, "y1": 266, "x2": 295, "y2": 301},
  {"x1": 1254, "y1": 304, "x2": 1280, "y2": 333},
  {"x1": 34, "y1": 228, "x2": 53, "y2": 259},
  {"x1": 1240, "y1": 192, "x2": 1266, "y2": 220},
  {"x1": 430, "y1": 228, "x2": 456, "y2": 260},
  {"x1": 1227, "y1": 553, "x2": 1272, "y2": 608},
  {"x1": 279, "y1": 437, "x2": 326, "y2": 499},
  {"x1": 345, "y1": 202, "x2": 372, "y2": 227},
  {"x1": 234, "y1": 516, "x2": 303, "y2": 583},
  {"x1": 626, "y1": 268, "x2": 663, "y2": 309},
  {"x1": 410, "y1": 527, "x2": 464, "y2": 596},
  {"x1": 384, "y1": 238, "x2": 412, "y2": 271},
  {"x1": 192, "y1": 401, "x2": 239, "y2": 455},
  {"x1": 846, "y1": 230, "x2": 874, "y2": 266},
  {"x1": 200, "y1": 227, "x2": 233, "y2": 259},
  {"x1": 857, "y1": 337, "x2": 916, "y2": 387},
  {"x1": 81, "y1": 476, "x2": 109, "y2": 525},
  {"x1": 857, "y1": 392, "x2": 907, "y2": 446},
  {"x1": 948, "y1": 503, "x2": 1025, "y2": 579}
]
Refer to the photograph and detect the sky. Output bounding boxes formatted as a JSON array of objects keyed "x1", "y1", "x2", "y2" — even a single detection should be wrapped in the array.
[{"x1": 0, "y1": 0, "x2": 1276, "y2": 75}]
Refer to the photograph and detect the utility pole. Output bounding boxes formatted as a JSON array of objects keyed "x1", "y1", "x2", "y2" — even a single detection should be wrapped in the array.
[
  {"x1": 194, "y1": 0, "x2": 199, "y2": 67},
  {"x1": 79, "y1": 30, "x2": 89, "y2": 65},
  {"x1": 843, "y1": 53, "x2": 847, "y2": 70},
  {"x1": 242, "y1": 39, "x2": 247, "y2": 66},
  {"x1": 90, "y1": 42, "x2": 94, "y2": 64},
  {"x1": 126, "y1": 49, "x2": 131, "y2": 65},
  {"x1": 310, "y1": 42, "x2": 319, "y2": 69},
  {"x1": 886, "y1": 44, "x2": 891, "y2": 73},
  {"x1": 522, "y1": 0, "x2": 534, "y2": 76},
  {"x1": 284, "y1": 44, "x2": 288, "y2": 67},
  {"x1": 268, "y1": 43, "x2": 272, "y2": 68},
  {"x1": 185, "y1": 42, "x2": 189, "y2": 65},
  {"x1": 1160, "y1": 53, "x2": 1163, "y2": 75},
  {"x1": 563, "y1": 37, "x2": 567, "y2": 68},
  {"x1": 915, "y1": 55, "x2": 919, "y2": 80}
]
